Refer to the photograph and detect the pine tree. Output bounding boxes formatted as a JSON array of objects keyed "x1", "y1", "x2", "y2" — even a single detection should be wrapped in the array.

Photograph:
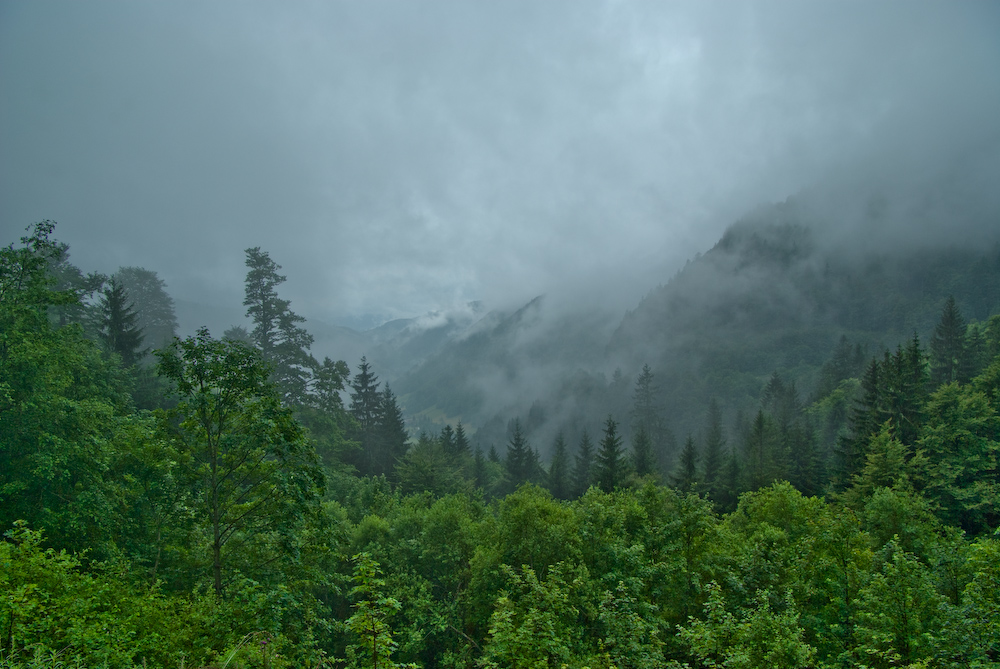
[
  {"x1": 572, "y1": 431, "x2": 595, "y2": 498},
  {"x1": 672, "y1": 435, "x2": 699, "y2": 492},
  {"x1": 595, "y1": 416, "x2": 627, "y2": 492},
  {"x1": 630, "y1": 363, "x2": 663, "y2": 454},
  {"x1": 440, "y1": 424, "x2": 457, "y2": 457},
  {"x1": 702, "y1": 399, "x2": 725, "y2": 494},
  {"x1": 745, "y1": 410, "x2": 774, "y2": 491},
  {"x1": 350, "y1": 357, "x2": 383, "y2": 476},
  {"x1": 547, "y1": 433, "x2": 571, "y2": 500},
  {"x1": 98, "y1": 277, "x2": 146, "y2": 367},
  {"x1": 114, "y1": 266, "x2": 177, "y2": 354},
  {"x1": 243, "y1": 247, "x2": 316, "y2": 404},
  {"x1": 473, "y1": 447, "x2": 488, "y2": 489},
  {"x1": 631, "y1": 426, "x2": 656, "y2": 478},
  {"x1": 505, "y1": 419, "x2": 534, "y2": 490},
  {"x1": 931, "y1": 296, "x2": 966, "y2": 387},
  {"x1": 454, "y1": 422, "x2": 471, "y2": 458},
  {"x1": 376, "y1": 384, "x2": 409, "y2": 476}
]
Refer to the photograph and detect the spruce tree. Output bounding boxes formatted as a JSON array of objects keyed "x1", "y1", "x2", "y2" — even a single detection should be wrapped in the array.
[
  {"x1": 572, "y1": 431, "x2": 595, "y2": 498},
  {"x1": 454, "y1": 422, "x2": 471, "y2": 458},
  {"x1": 631, "y1": 426, "x2": 656, "y2": 478},
  {"x1": 377, "y1": 384, "x2": 409, "y2": 476},
  {"x1": 114, "y1": 266, "x2": 177, "y2": 354},
  {"x1": 243, "y1": 247, "x2": 316, "y2": 404},
  {"x1": 547, "y1": 433, "x2": 571, "y2": 499},
  {"x1": 98, "y1": 277, "x2": 146, "y2": 368},
  {"x1": 504, "y1": 419, "x2": 534, "y2": 490},
  {"x1": 672, "y1": 435, "x2": 699, "y2": 491},
  {"x1": 702, "y1": 398, "x2": 725, "y2": 493},
  {"x1": 930, "y1": 296, "x2": 966, "y2": 387},
  {"x1": 595, "y1": 416, "x2": 627, "y2": 492},
  {"x1": 350, "y1": 357, "x2": 383, "y2": 476}
]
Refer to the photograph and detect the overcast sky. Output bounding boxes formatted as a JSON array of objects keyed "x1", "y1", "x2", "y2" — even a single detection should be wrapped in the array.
[{"x1": 2, "y1": 1, "x2": 998, "y2": 328}]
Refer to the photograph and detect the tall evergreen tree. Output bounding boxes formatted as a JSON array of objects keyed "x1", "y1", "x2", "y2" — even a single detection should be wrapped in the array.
[
  {"x1": 440, "y1": 424, "x2": 457, "y2": 457},
  {"x1": 672, "y1": 435, "x2": 699, "y2": 492},
  {"x1": 454, "y1": 422, "x2": 471, "y2": 458},
  {"x1": 930, "y1": 296, "x2": 966, "y2": 387},
  {"x1": 745, "y1": 410, "x2": 775, "y2": 491},
  {"x1": 504, "y1": 419, "x2": 535, "y2": 490},
  {"x1": 547, "y1": 433, "x2": 571, "y2": 500},
  {"x1": 377, "y1": 384, "x2": 409, "y2": 476},
  {"x1": 595, "y1": 416, "x2": 627, "y2": 492},
  {"x1": 115, "y1": 266, "x2": 177, "y2": 354},
  {"x1": 630, "y1": 363, "x2": 663, "y2": 449},
  {"x1": 243, "y1": 247, "x2": 315, "y2": 405},
  {"x1": 98, "y1": 277, "x2": 146, "y2": 368},
  {"x1": 349, "y1": 357, "x2": 383, "y2": 476},
  {"x1": 702, "y1": 398, "x2": 725, "y2": 494},
  {"x1": 631, "y1": 426, "x2": 656, "y2": 478},
  {"x1": 572, "y1": 431, "x2": 595, "y2": 498}
]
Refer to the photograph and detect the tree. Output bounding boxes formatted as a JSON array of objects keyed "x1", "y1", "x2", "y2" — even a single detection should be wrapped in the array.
[
  {"x1": 631, "y1": 426, "x2": 656, "y2": 479},
  {"x1": 673, "y1": 435, "x2": 699, "y2": 492},
  {"x1": 115, "y1": 266, "x2": 178, "y2": 354},
  {"x1": 97, "y1": 277, "x2": 147, "y2": 367},
  {"x1": 631, "y1": 364, "x2": 662, "y2": 447},
  {"x1": 504, "y1": 419, "x2": 536, "y2": 490},
  {"x1": 702, "y1": 399, "x2": 725, "y2": 494},
  {"x1": 156, "y1": 328, "x2": 324, "y2": 597},
  {"x1": 931, "y1": 296, "x2": 966, "y2": 387},
  {"x1": 243, "y1": 247, "x2": 316, "y2": 405},
  {"x1": 572, "y1": 431, "x2": 595, "y2": 498},
  {"x1": 344, "y1": 553, "x2": 413, "y2": 669},
  {"x1": 350, "y1": 357, "x2": 383, "y2": 476},
  {"x1": 376, "y1": 384, "x2": 410, "y2": 476},
  {"x1": 547, "y1": 433, "x2": 571, "y2": 499},
  {"x1": 595, "y1": 416, "x2": 627, "y2": 492}
]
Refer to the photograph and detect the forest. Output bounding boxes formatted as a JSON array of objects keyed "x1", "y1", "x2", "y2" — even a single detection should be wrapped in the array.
[{"x1": 2, "y1": 220, "x2": 1000, "y2": 668}]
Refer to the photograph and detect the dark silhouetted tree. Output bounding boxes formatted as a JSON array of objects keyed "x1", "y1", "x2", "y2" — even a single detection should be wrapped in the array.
[
  {"x1": 673, "y1": 435, "x2": 699, "y2": 492},
  {"x1": 243, "y1": 247, "x2": 315, "y2": 405},
  {"x1": 115, "y1": 266, "x2": 177, "y2": 354},
  {"x1": 631, "y1": 426, "x2": 656, "y2": 478},
  {"x1": 547, "y1": 433, "x2": 571, "y2": 500},
  {"x1": 98, "y1": 277, "x2": 146, "y2": 368},
  {"x1": 931, "y1": 296, "x2": 966, "y2": 386},
  {"x1": 595, "y1": 416, "x2": 627, "y2": 492},
  {"x1": 572, "y1": 431, "x2": 595, "y2": 498}
]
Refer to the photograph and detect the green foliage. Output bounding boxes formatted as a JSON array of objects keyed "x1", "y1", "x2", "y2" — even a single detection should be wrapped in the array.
[
  {"x1": 595, "y1": 416, "x2": 627, "y2": 492},
  {"x1": 679, "y1": 583, "x2": 816, "y2": 669},
  {"x1": 344, "y1": 553, "x2": 414, "y2": 669},
  {"x1": 156, "y1": 328, "x2": 325, "y2": 596}
]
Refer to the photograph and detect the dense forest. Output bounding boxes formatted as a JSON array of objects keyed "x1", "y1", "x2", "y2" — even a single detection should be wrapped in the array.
[{"x1": 2, "y1": 220, "x2": 1000, "y2": 668}]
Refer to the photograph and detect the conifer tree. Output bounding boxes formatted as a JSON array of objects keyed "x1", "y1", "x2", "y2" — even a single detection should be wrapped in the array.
[
  {"x1": 115, "y1": 266, "x2": 177, "y2": 354},
  {"x1": 595, "y1": 416, "x2": 627, "y2": 492},
  {"x1": 440, "y1": 424, "x2": 457, "y2": 457},
  {"x1": 350, "y1": 357, "x2": 383, "y2": 476},
  {"x1": 931, "y1": 296, "x2": 966, "y2": 386},
  {"x1": 572, "y1": 431, "x2": 595, "y2": 498},
  {"x1": 98, "y1": 277, "x2": 146, "y2": 367},
  {"x1": 377, "y1": 384, "x2": 409, "y2": 476},
  {"x1": 547, "y1": 433, "x2": 571, "y2": 499},
  {"x1": 673, "y1": 435, "x2": 699, "y2": 492},
  {"x1": 505, "y1": 419, "x2": 535, "y2": 490},
  {"x1": 631, "y1": 426, "x2": 656, "y2": 478},
  {"x1": 454, "y1": 422, "x2": 471, "y2": 458},
  {"x1": 702, "y1": 399, "x2": 725, "y2": 493},
  {"x1": 473, "y1": 447, "x2": 488, "y2": 489},
  {"x1": 243, "y1": 247, "x2": 315, "y2": 405}
]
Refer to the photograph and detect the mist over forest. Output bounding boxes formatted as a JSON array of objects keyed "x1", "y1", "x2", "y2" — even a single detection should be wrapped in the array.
[{"x1": 3, "y1": 2, "x2": 1000, "y2": 668}]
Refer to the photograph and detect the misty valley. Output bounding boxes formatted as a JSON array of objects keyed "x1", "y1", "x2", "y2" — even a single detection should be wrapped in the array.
[{"x1": 3, "y1": 203, "x2": 999, "y2": 668}]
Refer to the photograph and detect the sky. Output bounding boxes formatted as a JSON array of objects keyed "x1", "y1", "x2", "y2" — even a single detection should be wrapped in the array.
[{"x1": 2, "y1": 1, "x2": 999, "y2": 329}]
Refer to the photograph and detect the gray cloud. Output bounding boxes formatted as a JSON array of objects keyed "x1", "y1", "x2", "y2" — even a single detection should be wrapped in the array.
[{"x1": 2, "y1": 1, "x2": 998, "y2": 327}]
